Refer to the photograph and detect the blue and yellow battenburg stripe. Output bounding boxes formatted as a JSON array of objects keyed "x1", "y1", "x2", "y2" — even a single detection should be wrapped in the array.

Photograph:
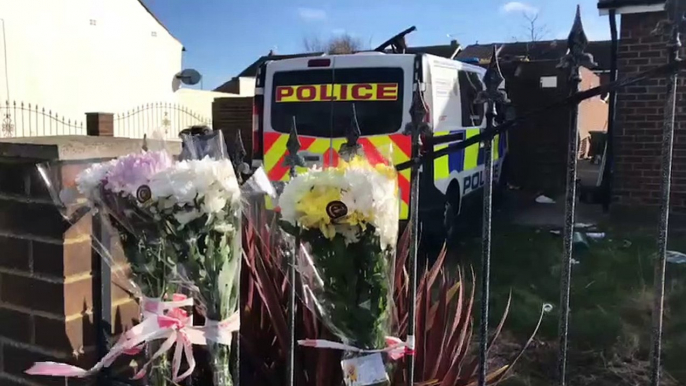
[{"x1": 433, "y1": 128, "x2": 503, "y2": 181}]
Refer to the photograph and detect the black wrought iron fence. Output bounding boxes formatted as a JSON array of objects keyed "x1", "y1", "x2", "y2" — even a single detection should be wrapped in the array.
[
  {"x1": 86, "y1": 2, "x2": 685, "y2": 386},
  {"x1": 0, "y1": 100, "x2": 85, "y2": 138},
  {"x1": 113, "y1": 102, "x2": 212, "y2": 140}
]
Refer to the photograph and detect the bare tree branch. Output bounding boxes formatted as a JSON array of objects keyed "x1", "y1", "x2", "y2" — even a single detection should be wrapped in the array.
[
  {"x1": 521, "y1": 11, "x2": 549, "y2": 43},
  {"x1": 328, "y1": 34, "x2": 363, "y2": 54},
  {"x1": 303, "y1": 35, "x2": 326, "y2": 52},
  {"x1": 302, "y1": 33, "x2": 364, "y2": 54}
]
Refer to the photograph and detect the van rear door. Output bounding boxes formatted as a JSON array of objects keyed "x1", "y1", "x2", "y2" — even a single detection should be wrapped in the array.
[
  {"x1": 263, "y1": 55, "x2": 413, "y2": 173},
  {"x1": 262, "y1": 54, "x2": 415, "y2": 218},
  {"x1": 270, "y1": 67, "x2": 405, "y2": 138}
]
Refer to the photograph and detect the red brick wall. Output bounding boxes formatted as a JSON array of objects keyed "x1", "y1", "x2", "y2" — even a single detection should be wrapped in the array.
[
  {"x1": 614, "y1": 11, "x2": 686, "y2": 210},
  {"x1": 0, "y1": 155, "x2": 138, "y2": 385}
]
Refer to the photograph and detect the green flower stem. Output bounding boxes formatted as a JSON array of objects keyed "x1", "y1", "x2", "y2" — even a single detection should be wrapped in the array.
[
  {"x1": 146, "y1": 345, "x2": 170, "y2": 386},
  {"x1": 209, "y1": 343, "x2": 233, "y2": 386},
  {"x1": 112, "y1": 219, "x2": 176, "y2": 386},
  {"x1": 184, "y1": 217, "x2": 241, "y2": 386},
  {"x1": 298, "y1": 225, "x2": 393, "y2": 386}
]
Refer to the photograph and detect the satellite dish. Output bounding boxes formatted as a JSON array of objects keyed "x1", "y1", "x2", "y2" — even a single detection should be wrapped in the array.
[{"x1": 175, "y1": 69, "x2": 202, "y2": 86}]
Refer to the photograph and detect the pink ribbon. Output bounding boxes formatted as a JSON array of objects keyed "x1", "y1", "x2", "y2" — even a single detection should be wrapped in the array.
[
  {"x1": 25, "y1": 295, "x2": 240, "y2": 384},
  {"x1": 298, "y1": 335, "x2": 415, "y2": 360}
]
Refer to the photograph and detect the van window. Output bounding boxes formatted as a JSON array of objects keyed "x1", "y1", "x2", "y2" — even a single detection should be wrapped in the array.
[
  {"x1": 271, "y1": 67, "x2": 404, "y2": 137},
  {"x1": 458, "y1": 71, "x2": 485, "y2": 127}
]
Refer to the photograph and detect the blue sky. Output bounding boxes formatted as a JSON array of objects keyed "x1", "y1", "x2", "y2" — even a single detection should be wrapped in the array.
[{"x1": 142, "y1": 0, "x2": 612, "y2": 90}]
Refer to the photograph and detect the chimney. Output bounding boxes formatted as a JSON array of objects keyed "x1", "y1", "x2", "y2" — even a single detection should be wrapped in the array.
[
  {"x1": 450, "y1": 39, "x2": 459, "y2": 47},
  {"x1": 267, "y1": 49, "x2": 275, "y2": 56}
]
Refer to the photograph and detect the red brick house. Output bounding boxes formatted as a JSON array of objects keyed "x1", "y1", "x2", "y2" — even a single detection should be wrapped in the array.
[{"x1": 597, "y1": 0, "x2": 686, "y2": 211}]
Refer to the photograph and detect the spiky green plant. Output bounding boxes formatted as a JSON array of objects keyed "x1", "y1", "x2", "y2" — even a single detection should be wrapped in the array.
[{"x1": 239, "y1": 205, "x2": 543, "y2": 386}]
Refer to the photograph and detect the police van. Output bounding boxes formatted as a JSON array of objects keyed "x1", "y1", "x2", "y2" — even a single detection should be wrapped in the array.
[{"x1": 250, "y1": 48, "x2": 508, "y2": 241}]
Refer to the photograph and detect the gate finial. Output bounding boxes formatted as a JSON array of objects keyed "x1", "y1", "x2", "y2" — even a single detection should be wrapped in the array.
[
  {"x1": 232, "y1": 130, "x2": 247, "y2": 171},
  {"x1": 404, "y1": 83, "x2": 431, "y2": 138},
  {"x1": 409, "y1": 87, "x2": 426, "y2": 128},
  {"x1": 475, "y1": 46, "x2": 509, "y2": 107},
  {"x1": 558, "y1": 5, "x2": 597, "y2": 80},
  {"x1": 653, "y1": 0, "x2": 685, "y2": 61},
  {"x1": 339, "y1": 104, "x2": 364, "y2": 161},
  {"x1": 284, "y1": 117, "x2": 306, "y2": 170}
]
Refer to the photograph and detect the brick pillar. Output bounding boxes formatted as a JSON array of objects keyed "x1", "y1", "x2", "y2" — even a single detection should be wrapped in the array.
[
  {"x1": 614, "y1": 11, "x2": 686, "y2": 212},
  {"x1": 212, "y1": 97, "x2": 253, "y2": 160},
  {"x1": 0, "y1": 137, "x2": 178, "y2": 385},
  {"x1": 86, "y1": 113, "x2": 114, "y2": 137}
]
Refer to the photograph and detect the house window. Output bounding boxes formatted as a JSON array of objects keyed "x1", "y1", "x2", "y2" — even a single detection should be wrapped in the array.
[
  {"x1": 89, "y1": 19, "x2": 97, "y2": 26},
  {"x1": 458, "y1": 70, "x2": 484, "y2": 127},
  {"x1": 151, "y1": 31, "x2": 157, "y2": 37}
]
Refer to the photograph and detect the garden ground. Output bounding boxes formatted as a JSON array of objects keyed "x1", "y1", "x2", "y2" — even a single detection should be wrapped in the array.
[{"x1": 451, "y1": 193, "x2": 686, "y2": 386}]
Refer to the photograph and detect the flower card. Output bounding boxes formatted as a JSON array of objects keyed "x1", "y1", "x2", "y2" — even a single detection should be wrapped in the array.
[{"x1": 341, "y1": 353, "x2": 388, "y2": 386}]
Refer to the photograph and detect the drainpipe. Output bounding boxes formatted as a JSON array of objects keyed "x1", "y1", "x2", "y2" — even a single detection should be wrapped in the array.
[{"x1": 601, "y1": 9, "x2": 618, "y2": 212}]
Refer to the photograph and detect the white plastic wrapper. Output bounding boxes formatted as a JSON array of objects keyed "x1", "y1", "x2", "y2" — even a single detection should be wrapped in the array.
[
  {"x1": 277, "y1": 147, "x2": 401, "y2": 386},
  {"x1": 31, "y1": 129, "x2": 272, "y2": 386}
]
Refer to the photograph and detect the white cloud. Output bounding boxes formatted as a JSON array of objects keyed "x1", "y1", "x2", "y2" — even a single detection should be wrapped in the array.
[
  {"x1": 501, "y1": 1, "x2": 539, "y2": 14},
  {"x1": 297, "y1": 7, "x2": 327, "y2": 21}
]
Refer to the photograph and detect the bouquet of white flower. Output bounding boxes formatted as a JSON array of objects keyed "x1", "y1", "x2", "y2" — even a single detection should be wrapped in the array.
[
  {"x1": 147, "y1": 156, "x2": 242, "y2": 386},
  {"x1": 77, "y1": 150, "x2": 177, "y2": 298},
  {"x1": 26, "y1": 132, "x2": 245, "y2": 386},
  {"x1": 278, "y1": 155, "x2": 400, "y2": 386},
  {"x1": 37, "y1": 149, "x2": 183, "y2": 386}
]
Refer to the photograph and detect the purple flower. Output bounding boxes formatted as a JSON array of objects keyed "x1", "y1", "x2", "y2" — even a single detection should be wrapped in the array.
[{"x1": 104, "y1": 151, "x2": 173, "y2": 196}]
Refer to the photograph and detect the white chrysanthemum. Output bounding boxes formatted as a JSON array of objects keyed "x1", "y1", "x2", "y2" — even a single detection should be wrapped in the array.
[
  {"x1": 279, "y1": 171, "x2": 327, "y2": 224},
  {"x1": 149, "y1": 157, "x2": 241, "y2": 214},
  {"x1": 279, "y1": 161, "x2": 399, "y2": 249},
  {"x1": 175, "y1": 209, "x2": 201, "y2": 226},
  {"x1": 203, "y1": 188, "x2": 228, "y2": 214},
  {"x1": 75, "y1": 159, "x2": 116, "y2": 199},
  {"x1": 214, "y1": 222, "x2": 235, "y2": 234},
  {"x1": 344, "y1": 164, "x2": 398, "y2": 248}
]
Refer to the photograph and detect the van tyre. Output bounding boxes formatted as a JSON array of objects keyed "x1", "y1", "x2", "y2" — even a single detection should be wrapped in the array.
[
  {"x1": 494, "y1": 158, "x2": 509, "y2": 208},
  {"x1": 444, "y1": 183, "x2": 462, "y2": 247}
]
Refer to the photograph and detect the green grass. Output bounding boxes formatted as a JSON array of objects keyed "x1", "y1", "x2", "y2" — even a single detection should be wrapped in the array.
[{"x1": 452, "y1": 221, "x2": 686, "y2": 385}]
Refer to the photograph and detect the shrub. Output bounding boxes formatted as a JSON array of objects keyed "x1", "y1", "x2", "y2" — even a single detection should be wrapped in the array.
[{"x1": 240, "y1": 207, "x2": 541, "y2": 385}]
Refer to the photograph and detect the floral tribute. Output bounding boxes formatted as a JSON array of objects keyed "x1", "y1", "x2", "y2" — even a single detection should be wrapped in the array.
[
  {"x1": 279, "y1": 156, "x2": 409, "y2": 386},
  {"x1": 26, "y1": 148, "x2": 242, "y2": 386}
]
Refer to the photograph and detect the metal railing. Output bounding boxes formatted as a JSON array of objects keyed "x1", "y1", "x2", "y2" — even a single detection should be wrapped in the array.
[
  {"x1": 402, "y1": 4, "x2": 682, "y2": 386},
  {"x1": 85, "y1": 2, "x2": 684, "y2": 385},
  {"x1": 113, "y1": 102, "x2": 212, "y2": 140},
  {"x1": 279, "y1": 3, "x2": 685, "y2": 386},
  {"x1": 0, "y1": 100, "x2": 85, "y2": 138}
]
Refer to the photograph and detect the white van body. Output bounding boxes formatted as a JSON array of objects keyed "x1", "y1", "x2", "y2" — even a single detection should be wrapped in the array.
[{"x1": 252, "y1": 52, "x2": 508, "y2": 224}]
